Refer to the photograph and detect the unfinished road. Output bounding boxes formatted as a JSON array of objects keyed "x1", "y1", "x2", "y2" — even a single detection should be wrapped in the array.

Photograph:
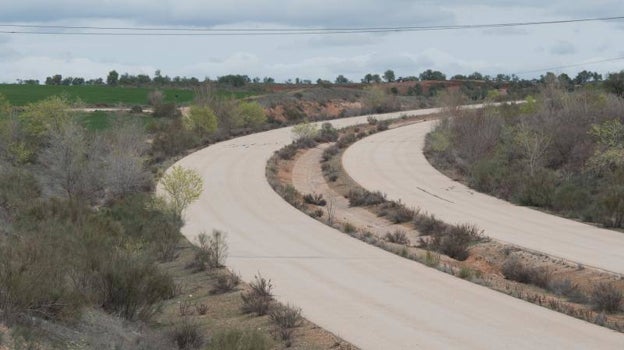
[
  {"x1": 169, "y1": 109, "x2": 623, "y2": 349},
  {"x1": 343, "y1": 120, "x2": 624, "y2": 274}
]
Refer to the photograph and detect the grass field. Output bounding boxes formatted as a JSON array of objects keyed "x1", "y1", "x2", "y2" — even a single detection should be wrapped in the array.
[{"x1": 0, "y1": 84, "x2": 259, "y2": 106}]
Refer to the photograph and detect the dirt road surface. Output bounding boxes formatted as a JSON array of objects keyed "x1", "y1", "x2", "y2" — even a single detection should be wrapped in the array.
[
  {"x1": 166, "y1": 110, "x2": 623, "y2": 349},
  {"x1": 343, "y1": 120, "x2": 624, "y2": 274}
]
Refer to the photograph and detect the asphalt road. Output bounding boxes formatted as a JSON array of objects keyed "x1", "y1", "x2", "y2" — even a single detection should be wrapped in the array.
[
  {"x1": 343, "y1": 120, "x2": 624, "y2": 274},
  {"x1": 167, "y1": 109, "x2": 623, "y2": 349}
]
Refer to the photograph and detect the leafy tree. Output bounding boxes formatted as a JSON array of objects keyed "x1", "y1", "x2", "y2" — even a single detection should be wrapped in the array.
[
  {"x1": 335, "y1": 75, "x2": 350, "y2": 84},
  {"x1": 467, "y1": 72, "x2": 484, "y2": 80},
  {"x1": 107, "y1": 70, "x2": 119, "y2": 86},
  {"x1": 45, "y1": 74, "x2": 63, "y2": 85},
  {"x1": 604, "y1": 71, "x2": 624, "y2": 96},
  {"x1": 237, "y1": 101, "x2": 266, "y2": 129},
  {"x1": 574, "y1": 70, "x2": 602, "y2": 85},
  {"x1": 19, "y1": 96, "x2": 71, "y2": 145},
  {"x1": 186, "y1": 105, "x2": 218, "y2": 134},
  {"x1": 217, "y1": 74, "x2": 250, "y2": 87},
  {"x1": 160, "y1": 165, "x2": 204, "y2": 217},
  {"x1": 419, "y1": 69, "x2": 446, "y2": 81},
  {"x1": 383, "y1": 69, "x2": 396, "y2": 83},
  {"x1": 361, "y1": 73, "x2": 381, "y2": 84}
]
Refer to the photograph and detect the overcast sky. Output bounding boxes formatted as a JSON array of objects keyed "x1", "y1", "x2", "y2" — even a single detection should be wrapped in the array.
[{"x1": 0, "y1": 1, "x2": 623, "y2": 83}]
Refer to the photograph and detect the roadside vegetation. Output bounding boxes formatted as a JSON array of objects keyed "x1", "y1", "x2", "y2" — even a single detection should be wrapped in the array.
[
  {"x1": 425, "y1": 81, "x2": 624, "y2": 229},
  {"x1": 0, "y1": 90, "x2": 353, "y2": 349}
]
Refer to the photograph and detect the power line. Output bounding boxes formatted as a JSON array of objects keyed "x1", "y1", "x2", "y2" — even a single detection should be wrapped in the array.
[
  {"x1": 0, "y1": 15, "x2": 622, "y2": 36},
  {"x1": 513, "y1": 56, "x2": 624, "y2": 75}
]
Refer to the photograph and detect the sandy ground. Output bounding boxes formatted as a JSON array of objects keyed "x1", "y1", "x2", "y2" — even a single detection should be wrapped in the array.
[
  {"x1": 291, "y1": 145, "x2": 419, "y2": 241},
  {"x1": 343, "y1": 121, "x2": 624, "y2": 274},
  {"x1": 163, "y1": 108, "x2": 624, "y2": 349}
]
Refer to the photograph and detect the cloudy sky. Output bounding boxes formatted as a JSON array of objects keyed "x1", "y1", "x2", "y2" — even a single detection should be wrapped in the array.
[{"x1": 0, "y1": 1, "x2": 623, "y2": 83}]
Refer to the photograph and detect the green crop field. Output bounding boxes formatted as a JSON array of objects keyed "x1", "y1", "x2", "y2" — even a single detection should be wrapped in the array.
[{"x1": 0, "y1": 84, "x2": 259, "y2": 106}]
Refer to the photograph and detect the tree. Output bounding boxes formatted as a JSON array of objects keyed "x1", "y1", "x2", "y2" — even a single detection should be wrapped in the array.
[
  {"x1": 383, "y1": 69, "x2": 396, "y2": 83},
  {"x1": 19, "y1": 96, "x2": 71, "y2": 145},
  {"x1": 43, "y1": 121, "x2": 97, "y2": 200},
  {"x1": 99, "y1": 120, "x2": 149, "y2": 197},
  {"x1": 186, "y1": 105, "x2": 218, "y2": 134},
  {"x1": 335, "y1": 75, "x2": 349, "y2": 84},
  {"x1": 107, "y1": 70, "x2": 119, "y2": 86},
  {"x1": 361, "y1": 73, "x2": 381, "y2": 84},
  {"x1": 604, "y1": 71, "x2": 624, "y2": 97},
  {"x1": 574, "y1": 70, "x2": 602, "y2": 85},
  {"x1": 514, "y1": 122, "x2": 551, "y2": 177},
  {"x1": 160, "y1": 165, "x2": 204, "y2": 216},
  {"x1": 237, "y1": 101, "x2": 266, "y2": 129},
  {"x1": 419, "y1": 69, "x2": 446, "y2": 81}
]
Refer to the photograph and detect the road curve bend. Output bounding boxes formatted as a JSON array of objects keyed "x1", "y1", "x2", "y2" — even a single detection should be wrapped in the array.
[
  {"x1": 167, "y1": 110, "x2": 623, "y2": 349},
  {"x1": 343, "y1": 120, "x2": 624, "y2": 274}
]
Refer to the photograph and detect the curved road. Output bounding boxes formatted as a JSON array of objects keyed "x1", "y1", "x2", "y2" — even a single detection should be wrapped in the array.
[
  {"x1": 343, "y1": 120, "x2": 624, "y2": 274},
  {"x1": 168, "y1": 110, "x2": 623, "y2": 349}
]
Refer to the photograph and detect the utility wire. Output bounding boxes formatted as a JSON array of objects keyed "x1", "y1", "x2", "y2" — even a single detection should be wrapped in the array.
[
  {"x1": 513, "y1": 56, "x2": 624, "y2": 75},
  {"x1": 0, "y1": 15, "x2": 622, "y2": 36}
]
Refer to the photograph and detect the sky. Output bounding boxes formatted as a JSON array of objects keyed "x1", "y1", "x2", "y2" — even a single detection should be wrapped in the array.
[{"x1": 0, "y1": 1, "x2": 623, "y2": 83}]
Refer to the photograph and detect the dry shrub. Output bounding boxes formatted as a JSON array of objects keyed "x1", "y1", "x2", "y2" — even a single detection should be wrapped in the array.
[
  {"x1": 170, "y1": 319, "x2": 205, "y2": 350},
  {"x1": 347, "y1": 189, "x2": 386, "y2": 207},
  {"x1": 270, "y1": 304, "x2": 303, "y2": 329},
  {"x1": 384, "y1": 230, "x2": 410, "y2": 245},
  {"x1": 211, "y1": 272, "x2": 241, "y2": 294},
  {"x1": 501, "y1": 256, "x2": 552, "y2": 289},
  {"x1": 591, "y1": 283, "x2": 623, "y2": 313},
  {"x1": 241, "y1": 274, "x2": 273, "y2": 316}
]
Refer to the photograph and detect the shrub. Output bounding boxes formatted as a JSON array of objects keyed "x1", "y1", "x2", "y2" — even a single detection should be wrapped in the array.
[
  {"x1": 211, "y1": 272, "x2": 241, "y2": 294},
  {"x1": 413, "y1": 213, "x2": 445, "y2": 235},
  {"x1": 367, "y1": 116, "x2": 378, "y2": 125},
  {"x1": 277, "y1": 144, "x2": 298, "y2": 160},
  {"x1": 321, "y1": 145, "x2": 339, "y2": 161},
  {"x1": 170, "y1": 319, "x2": 205, "y2": 350},
  {"x1": 423, "y1": 251, "x2": 440, "y2": 267},
  {"x1": 379, "y1": 202, "x2": 415, "y2": 223},
  {"x1": 336, "y1": 133, "x2": 357, "y2": 148},
  {"x1": 501, "y1": 256, "x2": 552, "y2": 289},
  {"x1": 425, "y1": 224, "x2": 483, "y2": 261},
  {"x1": 384, "y1": 230, "x2": 410, "y2": 245},
  {"x1": 343, "y1": 222, "x2": 356, "y2": 233},
  {"x1": 316, "y1": 122, "x2": 339, "y2": 142},
  {"x1": 206, "y1": 329, "x2": 271, "y2": 350},
  {"x1": 270, "y1": 304, "x2": 303, "y2": 329},
  {"x1": 376, "y1": 120, "x2": 390, "y2": 131},
  {"x1": 303, "y1": 193, "x2": 326, "y2": 206},
  {"x1": 591, "y1": 283, "x2": 622, "y2": 313},
  {"x1": 194, "y1": 230, "x2": 228, "y2": 271},
  {"x1": 548, "y1": 278, "x2": 587, "y2": 304},
  {"x1": 101, "y1": 252, "x2": 176, "y2": 321},
  {"x1": 347, "y1": 189, "x2": 386, "y2": 206},
  {"x1": 241, "y1": 274, "x2": 273, "y2": 316}
]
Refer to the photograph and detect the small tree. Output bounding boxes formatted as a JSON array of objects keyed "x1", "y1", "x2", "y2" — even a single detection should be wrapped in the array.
[
  {"x1": 195, "y1": 230, "x2": 228, "y2": 269},
  {"x1": 186, "y1": 105, "x2": 218, "y2": 134},
  {"x1": 335, "y1": 75, "x2": 349, "y2": 84},
  {"x1": 383, "y1": 69, "x2": 396, "y2": 83},
  {"x1": 161, "y1": 165, "x2": 203, "y2": 216},
  {"x1": 107, "y1": 70, "x2": 119, "y2": 86},
  {"x1": 237, "y1": 101, "x2": 266, "y2": 130}
]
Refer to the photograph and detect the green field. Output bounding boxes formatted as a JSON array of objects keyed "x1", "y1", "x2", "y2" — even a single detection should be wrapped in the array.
[{"x1": 0, "y1": 84, "x2": 259, "y2": 106}]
